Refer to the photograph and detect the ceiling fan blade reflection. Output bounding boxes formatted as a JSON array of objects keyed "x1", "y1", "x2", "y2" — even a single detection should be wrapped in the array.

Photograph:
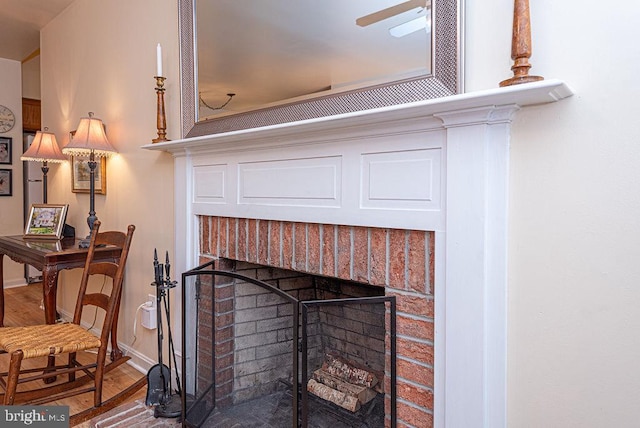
[
  {"x1": 356, "y1": 0, "x2": 429, "y2": 27},
  {"x1": 389, "y1": 15, "x2": 431, "y2": 38}
]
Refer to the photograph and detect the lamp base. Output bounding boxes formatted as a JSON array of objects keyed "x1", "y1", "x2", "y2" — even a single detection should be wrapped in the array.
[{"x1": 78, "y1": 236, "x2": 91, "y2": 248}]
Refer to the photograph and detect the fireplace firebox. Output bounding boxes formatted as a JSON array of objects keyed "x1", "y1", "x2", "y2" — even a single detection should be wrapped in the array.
[{"x1": 181, "y1": 259, "x2": 397, "y2": 427}]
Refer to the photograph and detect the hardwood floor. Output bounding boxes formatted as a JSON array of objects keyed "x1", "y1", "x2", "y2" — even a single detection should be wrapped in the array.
[{"x1": 0, "y1": 282, "x2": 148, "y2": 425}]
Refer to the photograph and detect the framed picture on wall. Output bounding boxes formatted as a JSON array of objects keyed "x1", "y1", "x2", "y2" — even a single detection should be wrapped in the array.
[
  {"x1": 0, "y1": 169, "x2": 11, "y2": 196},
  {"x1": 0, "y1": 137, "x2": 11, "y2": 165},
  {"x1": 24, "y1": 204, "x2": 69, "y2": 240},
  {"x1": 71, "y1": 155, "x2": 107, "y2": 194}
]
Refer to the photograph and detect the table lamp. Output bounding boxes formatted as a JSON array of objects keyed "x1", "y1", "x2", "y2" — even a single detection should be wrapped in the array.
[
  {"x1": 62, "y1": 112, "x2": 117, "y2": 247},
  {"x1": 20, "y1": 128, "x2": 67, "y2": 203}
]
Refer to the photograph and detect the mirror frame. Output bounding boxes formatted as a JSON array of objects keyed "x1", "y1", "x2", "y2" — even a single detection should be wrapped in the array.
[{"x1": 178, "y1": 0, "x2": 463, "y2": 138}]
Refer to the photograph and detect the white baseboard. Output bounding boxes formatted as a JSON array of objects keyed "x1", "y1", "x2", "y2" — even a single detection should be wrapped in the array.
[
  {"x1": 56, "y1": 307, "x2": 157, "y2": 375},
  {"x1": 4, "y1": 279, "x2": 28, "y2": 288}
]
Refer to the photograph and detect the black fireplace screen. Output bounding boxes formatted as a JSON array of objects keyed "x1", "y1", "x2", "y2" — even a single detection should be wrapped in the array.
[{"x1": 181, "y1": 260, "x2": 397, "y2": 427}]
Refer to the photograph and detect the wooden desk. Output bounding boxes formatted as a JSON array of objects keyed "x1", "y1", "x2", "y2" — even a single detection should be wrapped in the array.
[{"x1": 0, "y1": 235, "x2": 123, "y2": 358}]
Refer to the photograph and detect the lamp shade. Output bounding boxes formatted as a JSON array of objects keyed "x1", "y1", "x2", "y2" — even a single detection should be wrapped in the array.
[
  {"x1": 62, "y1": 112, "x2": 117, "y2": 157},
  {"x1": 21, "y1": 129, "x2": 67, "y2": 163}
]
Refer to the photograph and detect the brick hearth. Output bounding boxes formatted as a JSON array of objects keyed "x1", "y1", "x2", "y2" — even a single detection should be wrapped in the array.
[{"x1": 199, "y1": 215, "x2": 435, "y2": 426}]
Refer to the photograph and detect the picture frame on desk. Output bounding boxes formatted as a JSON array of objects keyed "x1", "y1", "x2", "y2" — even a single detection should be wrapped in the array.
[
  {"x1": 0, "y1": 169, "x2": 11, "y2": 196},
  {"x1": 71, "y1": 155, "x2": 106, "y2": 194},
  {"x1": 0, "y1": 137, "x2": 11, "y2": 165},
  {"x1": 24, "y1": 204, "x2": 69, "y2": 240},
  {"x1": 25, "y1": 240, "x2": 63, "y2": 252}
]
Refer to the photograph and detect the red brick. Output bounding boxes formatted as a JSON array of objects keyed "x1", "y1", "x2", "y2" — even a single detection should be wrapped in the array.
[
  {"x1": 282, "y1": 222, "x2": 294, "y2": 270},
  {"x1": 397, "y1": 400, "x2": 433, "y2": 428},
  {"x1": 337, "y1": 225, "x2": 351, "y2": 280},
  {"x1": 397, "y1": 380, "x2": 433, "y2": 410},
  {"x1": 198, "y1": 364, "x2": 212, "y2": 384},
  {"x1": 237, "y1": 218, "x2": 248, "y2": 261},
  {"x1": 198, "y1": 349, "x2": 212, "y2": 368},
  {"x1": 201, "y1": 216, "x2": 211, "y2": 254},
  {"x1": 248, "y1": 218, "x2": 258, "y2": 263},
  {"x1": 211, "y1": 216, "x2": 220, "y2": 256},
  {"x1": 294, "y1": 222, "x2": 307, "y2": 271},
  {"x1": 397, "y1": 359, "x2": 433, "y2": 389},
  {"x1": 388, "y1": 229, "x2": 406, "y2": 289},
  {"x1": 307, "y1": 223, "x2": 321, "y2": 275},
  {"x1": 216, "y1": 367, "x2": 233, "y2": 384},
  {"x1": 396, "y1": 337, "x2": 434, "y2": 366},
  {"x1": 215, "y1": 381, "x2": 232, "y2": 399},
  {"x1": 215, "y1": 353, "x2": 233, "y2": 370},
  {"x1": 215, "y1": 339, "x2": 233, "y2": 355},
  {"x1": 258, "y1": 220, "x2": 269, "y2": 265},
  {"x1": 215, "y1": 284, "x2": 234, "y2": 300},
  {"x1": 219, "y1": 217, "x2": 229, "y2": 258},
  {"x1": 215, "y1": 313, "x2": 233, "y2": 329},
  {"x1": 199, "y1": 255, "x2": 214, "y2": 265},
  {"x1": 215, "y1": 326, "x2": 234, "y2": 344},
  {"x1": 268, "y1": 221, "x2": 281, "y2": 267},
  {"x1": 321, "y1": 224, "x2": 336, "y2": 277},
  {"x1": 397, "y1": 315, "x2": 434, "y2": 341},
  {"x1": 215, "y1": 298, "x2": 233, "y2": 314},
  {"x1": 370, "y1": 228, "x2": 387, "y2": 286},
  {"x1": 387, "y1": 291, "x2": 434, "y2": 318},
  {"x1": 228, "y1": 218, "x2": 237, "y2": 260},
  {"x1": 407, "y1": 231, "x2": 427, "y2": 293},
  {"x1": 353, "y1": 226, "x2": 369, "y2": 283}
]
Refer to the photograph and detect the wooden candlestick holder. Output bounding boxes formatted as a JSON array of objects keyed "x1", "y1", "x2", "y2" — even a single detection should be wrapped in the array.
[
  {"x1": 152, "y1": 76, "x2": 170, "y2": 143},
  {"x1": 500, "y1": 0, "x2": 544, "y2": 87}
]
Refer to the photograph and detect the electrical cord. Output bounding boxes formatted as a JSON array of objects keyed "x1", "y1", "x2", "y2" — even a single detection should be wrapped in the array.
[
  {"x1": 131, "y1": 300, "x2": 154, "y2": 347},
  {"x1": 85, "y1": 275, "x2": 109, "y2": 331}
]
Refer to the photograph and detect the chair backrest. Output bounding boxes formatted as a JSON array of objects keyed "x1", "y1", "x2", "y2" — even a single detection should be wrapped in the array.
[{"x1": 72, "y1": 221, "x2": 135, "y2": 346}]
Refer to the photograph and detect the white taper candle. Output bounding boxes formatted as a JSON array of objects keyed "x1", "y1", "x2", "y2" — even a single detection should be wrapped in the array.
[{"x1": 156, "y1": 43, "x2": 163, "y2": 77}]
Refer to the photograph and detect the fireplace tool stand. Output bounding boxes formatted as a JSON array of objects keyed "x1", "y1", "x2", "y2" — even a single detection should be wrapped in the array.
[{"x1": 146, "y1": 249, "x2": 182, "y2": 418}]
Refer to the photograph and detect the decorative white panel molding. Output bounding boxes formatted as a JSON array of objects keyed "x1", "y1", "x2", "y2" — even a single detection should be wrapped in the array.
[
  {"x1": 144, "y1": 79, "x2": 573, "y2": 428},
  {"x1": 361, "y1": 148, "x2": 441, "y2": 211},
  {"x1": 239, "y1": 157, "x2": 341, "y2": 207},
  {"x1": 193, "y1": 164, "x2": 226, "y2": 203}
]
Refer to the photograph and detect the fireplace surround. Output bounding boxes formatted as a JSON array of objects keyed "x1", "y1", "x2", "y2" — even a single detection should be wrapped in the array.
[{"x1": 144, "y1": 79, "x2": 572, "y2": 427}]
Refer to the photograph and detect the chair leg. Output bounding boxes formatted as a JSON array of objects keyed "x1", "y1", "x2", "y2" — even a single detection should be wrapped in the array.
[
  {"x1": 4, "y1": 350, "x2": 24, "y2": 405},
  {"x1": 68, "y1": 352, "x2": 76, "y2": 382},
  {"x1": 93, "y1": 350, "x2": 108, "y2": 407}
]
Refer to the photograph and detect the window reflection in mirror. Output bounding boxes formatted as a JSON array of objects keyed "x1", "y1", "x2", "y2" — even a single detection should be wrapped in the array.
[{"x1": 196, "y1": 0, "x2": 432, "y2": 121}]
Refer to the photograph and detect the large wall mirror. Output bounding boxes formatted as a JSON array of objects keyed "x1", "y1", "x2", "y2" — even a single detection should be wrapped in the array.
[{"x1": 179, "y1": 0, "x2": 462, "y2": 138}]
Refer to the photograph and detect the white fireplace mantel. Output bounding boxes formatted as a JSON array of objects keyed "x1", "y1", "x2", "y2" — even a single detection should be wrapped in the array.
[{"x1": 144, "y1": 79, "x2": 572, "y2": 428}]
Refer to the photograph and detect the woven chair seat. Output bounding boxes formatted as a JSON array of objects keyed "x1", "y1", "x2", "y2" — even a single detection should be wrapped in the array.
[{"x1": 0, "y1": 323, "x2": 102, "y2": 359}]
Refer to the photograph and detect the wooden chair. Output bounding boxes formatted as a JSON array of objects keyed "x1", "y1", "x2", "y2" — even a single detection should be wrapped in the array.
[{"x1": 0, "y1": 221, "x2": 144, "y2": 422}]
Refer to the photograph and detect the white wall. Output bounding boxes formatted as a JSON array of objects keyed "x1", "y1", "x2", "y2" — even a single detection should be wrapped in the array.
[
  {"x1": 465, "y1": 0, "x2": 640, "y2": 426},
  {"x1": 0, "y1": 58, "x2": 25, "y2": 286},
  {"x1": 40, "y1": 0, "x2": 179, "y2": 370}
]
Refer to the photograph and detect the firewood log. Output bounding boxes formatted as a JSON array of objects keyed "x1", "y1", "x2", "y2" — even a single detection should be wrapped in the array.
[
  {"x1": 307, "y1": 379, "x2": 361, "y2": 412},
  {"x1": 321, "y1": 353, "x2": 379, "y2": 389},
  {"x1": 312, "y1": 369, "x2": 378, "y2": 405}
]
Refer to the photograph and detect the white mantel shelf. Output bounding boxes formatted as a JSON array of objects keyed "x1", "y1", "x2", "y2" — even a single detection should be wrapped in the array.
[
  {"x1": 142, "y1": 79, "x2": 572, "y2": 154},
  {"x1": 152, "y1": 79, "x2": 572, "y2": 428}
]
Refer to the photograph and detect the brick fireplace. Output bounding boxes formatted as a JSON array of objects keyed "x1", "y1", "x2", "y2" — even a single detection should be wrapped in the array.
[
  {"x1": 145, "y1": 80, "x2": 572, "y2": 427},
  {"x1": 198, "y1": 217, "x2": 434, "y2": 426}
]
